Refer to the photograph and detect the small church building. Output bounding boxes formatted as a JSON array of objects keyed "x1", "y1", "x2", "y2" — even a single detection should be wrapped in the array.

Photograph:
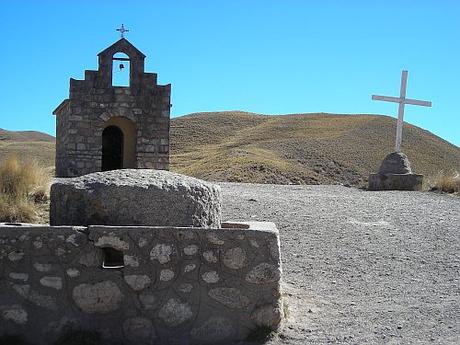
[{"x1": 53, "y1": 37, "x2": 171, "y2": 177}]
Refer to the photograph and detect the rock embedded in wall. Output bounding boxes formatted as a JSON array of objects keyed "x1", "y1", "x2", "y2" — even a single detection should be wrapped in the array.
[
  {"x1": 72, "y1": 281, "x2": 124, "y2": 313},
  {"x1": 191, "y1": 316, "x2": 234, "y2": 343},
  {"x1": 0, "y1": 305, "x2": 28, "y2": 325},
  {"x1": 158, "y1": 298, "x2": 194, "y2": 327},
  {"x1": 246, "y1": 262, "x2": 281, "y2": 284},
  {"x1": 208, "y1": 287, "x2": 250, "y2": 309}
]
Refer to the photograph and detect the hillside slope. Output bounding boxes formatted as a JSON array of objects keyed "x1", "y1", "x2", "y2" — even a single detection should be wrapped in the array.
[
  {"x1": 0, "y1": 112, "x2": 458, "y2": 186},
  {"x1": 170, "y1": 111, "x2": 460, "y2": 186},
  {"x1": 0, "y1": 128, "x2": 55, "y2": 142},
  {"x1": 0, "y1": 128, "x2": 55, "y2": 168}
]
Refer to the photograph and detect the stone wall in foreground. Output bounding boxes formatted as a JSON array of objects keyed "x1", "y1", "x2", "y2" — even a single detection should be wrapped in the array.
[{"x1": 0, "y1": 222, "x2": 282, "y2": 345}]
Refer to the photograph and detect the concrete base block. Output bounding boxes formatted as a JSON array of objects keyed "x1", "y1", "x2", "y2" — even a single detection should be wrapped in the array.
[{"x1": 368, "y1": 173, "x2": 423, "y2": 191}]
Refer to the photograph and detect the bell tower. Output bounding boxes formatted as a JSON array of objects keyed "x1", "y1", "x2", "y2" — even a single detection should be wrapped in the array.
[{"x1": 53, "y1": 28, "x2": 171, "y2": 177}]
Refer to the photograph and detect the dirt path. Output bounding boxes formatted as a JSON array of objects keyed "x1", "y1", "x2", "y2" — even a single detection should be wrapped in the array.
[{"x1": 220, "y1": 183, "x2": 460, "y2": 344}]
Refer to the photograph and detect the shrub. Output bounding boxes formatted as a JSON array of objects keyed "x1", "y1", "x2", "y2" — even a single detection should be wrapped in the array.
[
  {"x1": 0, "y1": 194, "x2": 37, "y2": 223},
  {"x1": 0, "y1": 155, "x2": 50, "y2": 223},
  {"x1": 430, "y1": 170, "x2": 460, "y2": 194}
]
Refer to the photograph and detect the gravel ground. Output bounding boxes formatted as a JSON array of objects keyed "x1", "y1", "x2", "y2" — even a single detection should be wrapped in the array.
[{"x1": 219, "y1": 183, "x2": 460, "y2": 345}]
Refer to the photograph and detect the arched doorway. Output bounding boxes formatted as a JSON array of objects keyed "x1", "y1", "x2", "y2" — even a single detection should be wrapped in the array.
[{"x1": 102, "y1": 126, "x2": 124, "y2": 171}]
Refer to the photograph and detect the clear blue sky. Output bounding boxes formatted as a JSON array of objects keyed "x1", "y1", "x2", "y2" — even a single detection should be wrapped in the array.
[{"x1": 1, "y1": 0, "x2": 459, "y2": 147}]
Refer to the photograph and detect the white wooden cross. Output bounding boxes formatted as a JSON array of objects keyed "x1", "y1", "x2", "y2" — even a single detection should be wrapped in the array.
[{"x1": 372, "y1": 70, "x2": 432, "y2": 152}]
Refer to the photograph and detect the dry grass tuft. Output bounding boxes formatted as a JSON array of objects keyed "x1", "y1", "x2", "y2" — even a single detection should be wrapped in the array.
[
  {"x1": 0, "y1": 155, "x2": 51, "y2": 223},
  {"x1": 429, "y1": 171, "x2": 460, "y2": 194}
]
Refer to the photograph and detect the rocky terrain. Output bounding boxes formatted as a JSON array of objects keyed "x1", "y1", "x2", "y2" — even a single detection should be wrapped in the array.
[{"x1": 220, "y1": 183, "x2": 460, "y2": 344}]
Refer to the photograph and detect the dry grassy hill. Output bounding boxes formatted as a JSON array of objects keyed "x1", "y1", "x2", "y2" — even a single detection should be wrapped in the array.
[
  {"x1": 0, "y1": 128, "x2": 55, "y2": 168},
  {"x1": 0, "y1": 112, "x2": 459, "y2": 187},
  {"x1": 0, "y1": 129, "x2": 55, "y2": 142},
  {"x1": 170, "y1": 111, "x2": 460, "y2": 186}
]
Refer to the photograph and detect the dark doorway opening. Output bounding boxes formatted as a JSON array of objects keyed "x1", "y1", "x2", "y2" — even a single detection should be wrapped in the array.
[{"x1": 102, "y1": 126, "x2": 124, "y2": 171}]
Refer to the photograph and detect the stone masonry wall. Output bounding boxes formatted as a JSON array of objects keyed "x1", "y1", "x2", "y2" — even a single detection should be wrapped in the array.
[{"x1": 0, "y1": 222, "x2": 282, "y2": 345}]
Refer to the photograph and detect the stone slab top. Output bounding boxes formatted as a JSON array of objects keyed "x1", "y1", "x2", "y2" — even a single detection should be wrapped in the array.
[
  {"x1": 51, "y1": 169, "x2": 219, "y2": 190},
  {"x1": 0, "y1": 221, "x2": 278, "y2": 234},
  {"x1": 221, "y1": 221, "x2": 278, "y2": 233},
  {"x1": 88, "y1": 221, "x2": 279, "y2": 235}
]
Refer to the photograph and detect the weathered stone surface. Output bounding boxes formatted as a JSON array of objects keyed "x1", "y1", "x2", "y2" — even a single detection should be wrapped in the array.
[
  {"x1": 150, "y1": 243, "x2": 173, "y2": 264},
  {"x1": 159, "y1": 269, "x2": 175, "y2": 281},
  {"x1": 40, "y1": 276, "x2": 63, "y2": 290},
  {"x1": 8, "y1": 251, "x2": 24, "y2": 261},
  {"x1": 11, "y1": 284, "x2": 58, "y2": 310},
  {"x1": 178, "y1": 283, "x2": 193, "y2": 293},
  {"x1": 369, "y1": 152, "x2": 423, "y2": 191},
  {"x1": 158, "y1": 298, "x2": 193, "y2": 327},
  {"x1": 139, "y1": 293, "x2": 156, "y2": 310},
  {"x1": 9, "y1": 273, "x2": 29, "y2": 281},
  {"x1": 203, "y1": 250, "x2": 218, "y2": 263},
  {"x1": 124, "y1": 254, "x2": 139, "y2": 267},
  {"x1": 223, "y1": 247, "x2": 247, "y2": 269},
  {"x1": 251, "y1": 303, "x2": 283, "y2": 329},
  {"x1": 246, "y1": 263, "x2": 280, "y2": 284},
  {"x1": 184, "y1": 263, "x2": 196, "y2": 272},
  {"x1": 0, "y1": 305, "x2": 28, "y2": 324},
  {"x1": 72, "y1": 281, "x2": 123, "y2": 313},
  {"x1": 378, "y1": 152, "x2": 412, "y2": 174},
  {"x1": 368, "y1": 172, "x2": 423, "y2": 191},
  {"x1": 208, "y1": 288, "x2": 250, "y2": 308},
  {"x1": 33, "y1": 239, "x2": 43, "y2": 248},
  {"x1": 50, "y1": 169, "x2": 222, "y2": 227},
  {"x1": 183, "y1": 244, "x2": 199, "y2": 255},
  {"x1": 66, "y1": 268, "x2": 80, "y2": 278},
  {"x1": 124, "y1": 275, "x2": 151, "y2": 291},
  {"x1": 206, "y1": 233, "x2": 225, "y2": 245},
  {"x1": 33, "y1": 263, "x2": 52, "y2": 272},
  {"x1": 191, "y1": 316, "x2": 234, "y2": 343},
  {"x1": 78, "y1": 250, "x2": 102, "y2": 267},
  {"x1": 94, "y1": 234, "x2": 129, "y2": 250},
  {"x1": 123, "y1": 317, "x2": 155, "y2": 340},
  {"x1": 202, "y1": 271, "x2": 220, "y2": 284}
]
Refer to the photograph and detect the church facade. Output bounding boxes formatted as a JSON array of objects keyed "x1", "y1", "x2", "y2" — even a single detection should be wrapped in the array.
[{"x1": 53, "y1": 38, "x2": 171, "y2": 177}]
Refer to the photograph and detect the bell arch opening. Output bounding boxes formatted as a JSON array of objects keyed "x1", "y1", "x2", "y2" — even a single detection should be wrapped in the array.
[
  {"x1": 102, "y1": 117, "x2": 136, "y2": 171},
  {"x1": 112, "y1": 52, "x2": 130, "y2": 87}
]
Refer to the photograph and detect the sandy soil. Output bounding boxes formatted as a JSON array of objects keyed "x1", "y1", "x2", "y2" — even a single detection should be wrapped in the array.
[{"x1": 219, "y1": 183, "x2": 460, "y2": 345}]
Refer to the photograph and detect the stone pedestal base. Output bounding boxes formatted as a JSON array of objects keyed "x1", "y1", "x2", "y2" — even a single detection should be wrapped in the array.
[{"x1": 368, "y1": 173, "x2": 423, "y2": 191}]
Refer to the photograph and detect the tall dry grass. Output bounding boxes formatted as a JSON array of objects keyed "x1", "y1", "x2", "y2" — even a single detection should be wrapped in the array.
[
  {"x1": 429, "y1": 170, "x2": 460, "y2": 194},
  {"x1": 0, "y1": 155, "x2": 51, "y2": 223}
]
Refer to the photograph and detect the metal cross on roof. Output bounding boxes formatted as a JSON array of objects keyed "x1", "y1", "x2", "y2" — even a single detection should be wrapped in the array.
[
  {"x1": 372, "y1": 70, "x2": 432, "y2": 152},
  {"x1": 116, "y1": 24, "x2": 129, "y2": 39}
]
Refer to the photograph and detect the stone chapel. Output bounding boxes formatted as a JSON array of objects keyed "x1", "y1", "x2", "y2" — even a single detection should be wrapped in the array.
[{"x1": 53, "y1": 37, "x2": 171, "y2": 177}]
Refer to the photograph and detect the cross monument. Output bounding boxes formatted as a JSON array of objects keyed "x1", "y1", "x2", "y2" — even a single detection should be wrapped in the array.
[
  {"x1": 116, "y1": 24, "x2": 129, "y2": 38},
  {"x1": 372, "y1": 70, "x2": 432, "y2": 152}
]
